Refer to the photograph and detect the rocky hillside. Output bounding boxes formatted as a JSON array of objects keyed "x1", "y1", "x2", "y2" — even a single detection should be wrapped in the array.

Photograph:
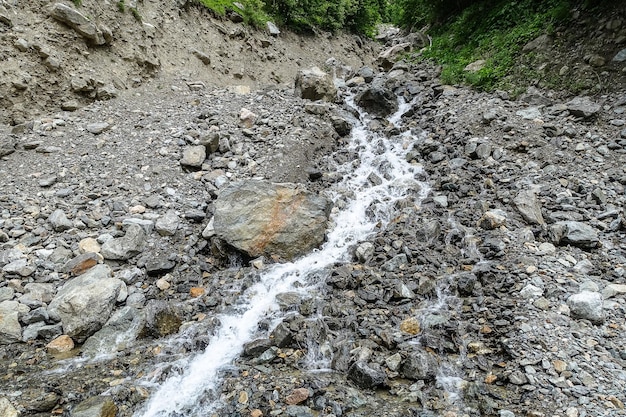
[
  {"x1": 0, "y1": 0, "x2": 377, "y2": 125},
  {"x1": 1, "y1": 2, "x2": 626, "y2": 417}
]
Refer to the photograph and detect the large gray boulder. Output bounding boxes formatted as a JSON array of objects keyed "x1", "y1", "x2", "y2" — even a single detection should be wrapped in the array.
[
  {"x1": 50, "y1": 3, "x2": 110, "y2": 45},
  {"x1": 567, "y1": 291, "x2": 604, "y2": 324},
  {"x1": 354, "y1": 78, "x2": 398, "y2": 117},
  {"x1": 213, "y1": 180, "x2": 331, "y2": 260},
  {"x1": 294, "y1": 67, "x2": 337, "y2": 102},
  {"x1": 48, "y1": 264, "x2": 125, "y2": 343},
  {"x1": 565, "y1": 97, "x2": 600, "y2": 118}
]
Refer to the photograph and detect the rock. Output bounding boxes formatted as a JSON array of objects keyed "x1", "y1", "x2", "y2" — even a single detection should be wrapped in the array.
[
  {"x1": 46, "y1": 334, "x2": 75, "y2": 354},
  {"x1": 213, "y1": 180, "x2": 331, "y2": 260},
  {"x1": 347, "y1": 361, "x2": 386, "y2": 388},
  {"x1": 354, "y1": 79, "x2": 398, "y2": 117},
  {"x1": 201, "y1": 217, "x2": 216, "y2": 239},
  {"x1": 270, "y1": 322, "x2": 292, "y2": 347},
  {"x1": 602, "y1": 284, "x2": 626, "y2": 299},
  {"x1": 399, "y1": 317, "x2": 421, "y2": 335},
  {"x1": 180, "y1": 145, "x2": 206, "y2": 168},
  {"x1": 101, "y1": 223, "x2": 146, "y2": 260},
  {"x1": 0, "y1": 398, "x2": 18, "y2": 417},
  {"x1": 155, "y1": 210, "x2": 179, "y2": 236},
  {"x1": 48, "y1": 264, "x2": 125, "y2": 343},
  {"x1": 567, "y1": 291, "x2": 604, "y2": 324},
  {"x1": 588, "y1": 54, "x2": 605, "y2": 67},
  {"x1": 294, "y1": 67, "x2": 337, "y2": 102},
  {"x1": 61, "y1": 252, "x2": 100, "y2": 275},
  {"x1": 0, "y1": 137, "x2": 16, "y2": 157},
  {"x1": 49, "y1": 209, "x2": 73, "y2": 231},
  {"x1": 464, "y1": 59, "x2": 486, "y2": 72},
  {"x1": 477, "y1": 209, "x2": 507, "y2": 230},
  {"x1": 142, "y1": 301, "x2": 182, "y2": 337},
  {"x1": 71, "y1": 396, "x2": 117, "y2": 417},
  {"x1": 79, "y1": 238, "x2": 101, "y2": 254},
  {"x1": 355, "y1": 242, "x2": 375, "y2": 263},
  {"x1": 199, "y1": 132, "x2": 220, "y2": 153},
  {"x1": 550, "y1": 221, "x2": 599, "y2": 249},
  {"x1": 566, "y1": 97, "x2": 601, "y2": 118},
  {"x1": 377, "y1": 43, "x2": 412, "y2": 70},
  {"x1": 330, "y1": 116, "x2": 351, "y2": 137},
  {"x1": 145, "y1": 257, "x2": 176, "y2": 276},
  {"x1": 614, "y1": 48, "x2": 626, "y2": 62},
  {"x1": 50, "y1": 3, "x2": 109, "y2": 45},
  {"x1": 266, "y1": 21, "x2": 280, "y2": 36},
  {"x1": 82, "y1": 307, "x2": 145, "y2": 357},
  {"x1": 0, "y1": 287, "x2": 14, "y2": 302},
  {"x1": 0, "y1": 300, "x2": 22, "y2": 344},
  {"x1": 402, "y1": 350, "x2": 438, "y2": 381},
  {"x1": 0, "y1": 5, "x2": 13, "y2": 27},
  {"x1": 2, "y1": 259, "x2": 35, "y2": 277},
  {"x1": 192, "y1": 49, "x2": 211, "y2": 65},
  {"x1": 239, "y1": 108, "x2": 257, "y2": 128},
  {"x1": 285, "y1": 388, "x2": 309, "y2": 405},
  {"x1": 514, "y1": 190, "x2": 544, "y2": 225},
  {"x1": 244, "y1": 338, "x2": 273, "y2": 357},
  {"x1": 86, "y1": 122, "x2": 110, "y2": 134}
]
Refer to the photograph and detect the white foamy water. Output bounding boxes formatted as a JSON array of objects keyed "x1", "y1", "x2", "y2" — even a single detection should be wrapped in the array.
[{"x1": 137, "y1": 96, "x2": 430, "y2": 417}]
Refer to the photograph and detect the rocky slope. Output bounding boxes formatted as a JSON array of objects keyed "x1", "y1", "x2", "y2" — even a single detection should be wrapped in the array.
[{"x1": 1, "y1": 2, "x2": 626, "y2": 417}]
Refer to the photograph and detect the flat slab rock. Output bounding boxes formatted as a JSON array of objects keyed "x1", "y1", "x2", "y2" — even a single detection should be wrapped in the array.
[{"x1": 213, "y1": 180, "x2": 331, "y2": 260}]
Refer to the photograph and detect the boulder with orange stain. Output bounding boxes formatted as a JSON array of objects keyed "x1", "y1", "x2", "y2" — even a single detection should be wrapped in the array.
[{"x1": 213, "y1": 180, "x2": 330, "y2": 260}]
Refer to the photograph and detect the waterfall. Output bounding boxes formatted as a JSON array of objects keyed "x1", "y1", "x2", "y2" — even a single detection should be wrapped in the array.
[{"x1": 135, "y1": 95, "x2": 430, "y2": 417}]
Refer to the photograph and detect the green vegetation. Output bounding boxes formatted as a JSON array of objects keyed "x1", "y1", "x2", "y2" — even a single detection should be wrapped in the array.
[
  {"x1": 194, "y1": 0, "x2": 388, "y2": 35},
  {"x1": 130, "y1": 7, "x2": 142, "y2": 22},
  {"x1": 116, "y1": 0, "x2": 125, "y2": 12},
  {"x1": 72, "y1": 0, "x2": 82, "y2": 6},
  {"x1": 400, "y1": 0, "x2": 573, "y2": 92},
  {"x1": 194, "y1": 0, "x2": 272, "y2": 28}
]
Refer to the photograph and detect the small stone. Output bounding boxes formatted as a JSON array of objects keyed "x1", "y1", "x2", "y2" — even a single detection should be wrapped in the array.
[
  {"x1": 251, "y1": 410, "x2": 263, "y2": 417},
  {"x1": 101, "y1": 224, "x2": 146, "y2": 260},
  {"x1": 399, "y1": 317, "x2": 420, "y2": 335},
  {"x1": 79, "y1": 238, "x2": 101, "y2": 254},
  {"x1": 553, "y1": 359, "x2": 567, "y2": 372},
  {"x1": 285, "y1": 388, "x2": 309, "y2": 405},
  {"x1": 514, "y1": 190, "x2": 544, "y2": 225},
  {"x1": 46, "y1": 334, "x2": 75, "y2": 354},
  {"x1": 385, "y1": 353, "x2": 402, "y2": 372},
  {"x1": 180, "y1": 145, "x2": 206, "y2": 168},
  {"x1": 478, "y1": 209, "x2": 507, "y2": 230},
  {"x1": 189, "y1": 287, "x2": 205, "y2": 298},
  {"x1": 155, "y1": 210, "x2": 179, "y2": 236},
  {"x1": 86, "y1": 122, "x2": 111, "y2": 134},
  {"x1": 156, "y1": 278, "x2": 170, "y2": 291},
  {"x1": 603, "y1": 284, "x2": 626, "y2": 299},
  {"x1": 347, "y1": 361, "x2": 386, "y2": 388},
  {"x1": 0, "y1": 398, "x2": 18, "y2": 417},
  {"x1": 238, "y1": 391, "x2": 248, "y2": 405}
]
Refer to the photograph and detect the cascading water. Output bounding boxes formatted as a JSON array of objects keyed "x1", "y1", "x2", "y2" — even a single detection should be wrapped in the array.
[{"x1": 135, "y1": 94, "x2": 430, "y2": 417}]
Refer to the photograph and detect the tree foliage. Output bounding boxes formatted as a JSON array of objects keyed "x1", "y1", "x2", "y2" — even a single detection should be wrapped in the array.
[{"x1": 265, "y1": 0, "x2": 387, "y2": 35}]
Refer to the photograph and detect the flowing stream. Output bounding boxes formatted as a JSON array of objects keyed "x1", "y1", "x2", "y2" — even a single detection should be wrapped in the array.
[{"x1": 136, "y1": 94, "x2": 431, "y2": 417}]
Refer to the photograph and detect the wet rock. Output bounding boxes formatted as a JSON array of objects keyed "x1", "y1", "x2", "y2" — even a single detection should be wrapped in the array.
[
  {"x1": 0, "y1": 300, "x2": 22, "y2": 344},
  {"x1": 213, "y1": 180, "x2": 330, "y2": 260},
  {"x1": 377, "y1": 43, "x2": 412, "y2": 70},
  {"x1": 514, "y1": 189, "x2": 544, "y2": 225},
  {"x1": 71, "y1": 396, "x2": 117, "y2": 417},
  {"x1": 355, "y1": 241, "x2": 375, "y2": 263},
  {"x1": 294, "y1": 67, "x2": 337, "y2": 102},
  {"x1": 566, "y1": 97, "x2": 600, "y2": 118},
  {"x1": 550, "y1": 221, "x2": 599, "y2": 249},
  {"x1": 348, "y1": 361, "x2": 386, "y2": 388},
  {"x1": 142, "y1": 301, "x2": 182, "y2": 337},
  {"x1": 354, "y1": 79, "x2": 398, "y2": 117},
  {"x1": 19, "y1": 389, "x2": 60, "y2": 413},
  {"x1": 402, "y1": 350, "x2": 438, "y2": 381},
  {"x1": 48, "y1": 264, "x2": 125, "y2": 343},
  {"x1": 270, "y1": 322, "x2": 293, "y2": 347},
  {"x1": 567, "y1": 291, "x2": 604, "y2": 324},
  {"x1": 243, "y1": 338, "x2": 273, "y2": 357},
  {"x1": 50, "y1": 3, "x2": 110, "y2": 45},
  {"x1": 101, "y1": 223, "x2": 146, "y2": 260},
  {"x1": 82, "y1": 307, "x2": 145, "y2": 357},
  {"x1": 330, "y1": 115, "x2": 352, "y2": 137}
]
